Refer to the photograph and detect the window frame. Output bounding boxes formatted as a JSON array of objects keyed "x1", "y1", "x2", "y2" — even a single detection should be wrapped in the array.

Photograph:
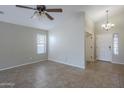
[{"x1": 36, "y1": 33, "x2": 47, "y2": 54}]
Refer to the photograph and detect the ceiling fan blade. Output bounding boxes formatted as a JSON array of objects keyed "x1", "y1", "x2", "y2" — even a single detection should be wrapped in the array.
[
  {"x1": 16, "y1": 5, "x2": 37, "y2": 10},
  {"x1": 45, "y1": 12, "x2": 54, "y2": 20},
  {"x1": 46, "y1": 9, "x2": 63, "y2": 12}
]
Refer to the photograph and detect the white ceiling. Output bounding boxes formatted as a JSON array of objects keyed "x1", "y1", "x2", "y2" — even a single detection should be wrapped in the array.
[{"x1": 0, "y1": 5, "x2": 124, "y2": 30}]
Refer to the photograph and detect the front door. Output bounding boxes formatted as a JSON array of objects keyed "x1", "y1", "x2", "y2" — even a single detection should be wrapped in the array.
[{"x1": 96, "y1": 34, "x2": 112, "y2": 62}]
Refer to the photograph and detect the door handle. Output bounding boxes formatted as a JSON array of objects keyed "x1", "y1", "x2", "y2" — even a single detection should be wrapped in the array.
[{"x1": 109, "y1": 46, "x2": 111, "y2": 49}]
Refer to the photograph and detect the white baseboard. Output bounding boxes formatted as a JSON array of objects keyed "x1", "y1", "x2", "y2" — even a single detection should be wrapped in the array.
[
  {"x1": 112, "y1": 61, "x2": 124, "y2": 65},
  {"x1": 48, "y1": 58, "x2": 85, "y2": 69},
  {"x1": 0, "y1": 59, "x2": 47, "y2": 71}
]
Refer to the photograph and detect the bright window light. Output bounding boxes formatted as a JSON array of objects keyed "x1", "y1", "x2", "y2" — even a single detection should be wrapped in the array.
[
  {"x1": 113, "y1": 33, "x2": 119, "y2": 55},
  {"x1": 37, "y1": 34, "x2": 46, "y2": 54}
]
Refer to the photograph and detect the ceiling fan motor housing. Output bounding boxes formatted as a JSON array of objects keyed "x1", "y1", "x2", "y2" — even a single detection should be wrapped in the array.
[{"x1": 37, "y1": 5, "x2": 46, "y2": 12}]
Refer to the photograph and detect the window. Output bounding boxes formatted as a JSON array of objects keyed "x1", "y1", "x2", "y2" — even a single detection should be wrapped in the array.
[
  {"x1": 37, "y1": 34, "x2": 46, "y2": 54},
  {"x1": 113, "y1": 33, "x2": 119, "y2": 55}
]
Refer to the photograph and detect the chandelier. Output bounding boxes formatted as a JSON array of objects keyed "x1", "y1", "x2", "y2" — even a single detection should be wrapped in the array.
[{"x1": 101, "y1": 10, "x2": 115, "y2": 31}]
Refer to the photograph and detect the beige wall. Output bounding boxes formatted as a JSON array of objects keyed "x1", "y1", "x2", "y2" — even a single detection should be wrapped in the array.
[
  {"x1": 48, "y1": 12, "x2": 85, "y2": 69},
  {"x1": 0, "y1": 21, "x2": 48, "y2": 69},
  {"x1": 95, "y1": 10, "x2": 124, "y2": 64}
]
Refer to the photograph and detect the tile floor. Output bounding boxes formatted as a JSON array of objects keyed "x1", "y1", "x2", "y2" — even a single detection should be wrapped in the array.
[{"x1": 0, "y1": 60, "x2": 124, "y2": 88}]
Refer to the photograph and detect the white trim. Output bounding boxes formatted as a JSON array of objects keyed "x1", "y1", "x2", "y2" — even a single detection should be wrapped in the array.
[
  {"x1": 48, "y1": 58, "x2": 85, "y2": 69},
  {"x1": 97, "y1": 59, "x2": 112, "y2": 63},
  {"x1": 112, "y1": 61, "x2": 124, "y2": 65},
  {"x1": 0, "y1": 59, "x2": 47, "y2": 71}
]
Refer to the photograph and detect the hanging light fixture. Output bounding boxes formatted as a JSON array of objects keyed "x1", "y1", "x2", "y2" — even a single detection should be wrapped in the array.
[
  {"x1": 31, "y1": 11, "x2": 46, "y2": 20},
  {"x1": 101, "y1": 10, "x2": 115, "y2": 31}
]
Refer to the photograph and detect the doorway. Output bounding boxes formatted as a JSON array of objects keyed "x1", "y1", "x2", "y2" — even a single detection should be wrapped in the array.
[
  {"x1": 96, "y1": 34, "x2": 112, "y2": 62},
  {"x1": 85, "y1": 32, "x2": 95, "y2": 63}
]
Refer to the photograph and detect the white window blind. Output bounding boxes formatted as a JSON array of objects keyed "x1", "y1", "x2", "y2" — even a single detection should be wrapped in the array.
[
  {"x1": 37, "y1": 34, "x2": 46, "y2": 54},
  {"x1": 113, "y1": 33, "x2": 119, "y2": 55}
]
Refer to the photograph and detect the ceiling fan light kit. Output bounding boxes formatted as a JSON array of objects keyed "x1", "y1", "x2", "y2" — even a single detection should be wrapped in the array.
[
  {"x1": 101, "y1": 10, "x2": 115, "y2": 31},
  {"x1": 16, "y1": 5, "x2": 63, "y2": 21},
  {"x1": 31, "y1": 11, "x2": 45, "y2": 20}
]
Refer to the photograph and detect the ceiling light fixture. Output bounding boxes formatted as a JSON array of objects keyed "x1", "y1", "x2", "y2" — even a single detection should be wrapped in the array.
[
  {"x1": 101, "y1": 10, "x2": 115, "y2": 31},
  {"x1": 31, "y1": 11, "x2": 46, "y2": 20}
]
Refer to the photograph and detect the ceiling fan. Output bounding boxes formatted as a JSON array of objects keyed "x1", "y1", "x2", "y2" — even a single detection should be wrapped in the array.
[{"x1": 16, "y1": 5, "x2": 63, "y2": 20}]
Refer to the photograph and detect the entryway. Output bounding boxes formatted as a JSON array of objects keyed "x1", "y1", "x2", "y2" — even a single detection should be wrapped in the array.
[{"x1": 96, "y1": 34, "x2": 112, "y2": 62}]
